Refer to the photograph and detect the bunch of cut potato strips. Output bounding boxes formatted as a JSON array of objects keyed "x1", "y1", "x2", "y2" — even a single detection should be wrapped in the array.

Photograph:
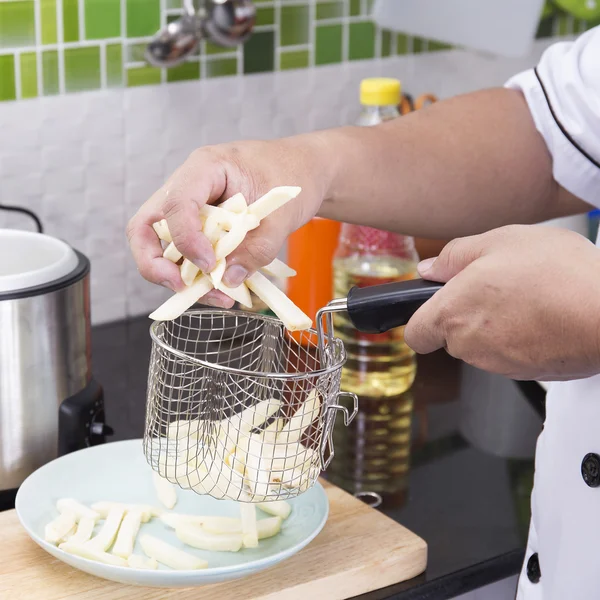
[
  {"x1": 150, "y1": 186, "x2": 312, "y2": 332},
  {"x1": 153, "y1": 389, "x2": 322, "y2": 503},
  {"x1": 44, "y1": 471, "x2": 293, "y2": 571}
]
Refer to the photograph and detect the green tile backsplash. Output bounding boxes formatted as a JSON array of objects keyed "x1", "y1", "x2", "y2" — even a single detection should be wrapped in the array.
[{"x1": 0, "y1": 0, "x2": 592, "y2": 102}]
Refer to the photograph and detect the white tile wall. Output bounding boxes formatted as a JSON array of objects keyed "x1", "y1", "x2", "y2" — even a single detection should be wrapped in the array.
[{"x1": 0, "y1": 38, "x2": 566, "y2": 325}]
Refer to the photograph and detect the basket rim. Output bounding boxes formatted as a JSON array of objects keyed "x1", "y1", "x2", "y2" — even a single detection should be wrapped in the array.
[{"x1": 149, "y1": 308, "x2": 346, "y2": 379}]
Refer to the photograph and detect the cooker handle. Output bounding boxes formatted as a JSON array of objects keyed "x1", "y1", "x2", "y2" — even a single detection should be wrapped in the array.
[{"x1": 346, "y1": 278, "x2": 444, "y2": 334}]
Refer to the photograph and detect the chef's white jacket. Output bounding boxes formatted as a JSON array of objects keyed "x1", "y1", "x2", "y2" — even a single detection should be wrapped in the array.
[{"x1": 505, "y1": 27, "x2": 600, "y2": 600}]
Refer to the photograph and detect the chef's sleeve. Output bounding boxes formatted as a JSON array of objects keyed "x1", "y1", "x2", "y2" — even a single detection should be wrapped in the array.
[{"x1": 505, "y1": 26, "x2": 600, "y2": 207}]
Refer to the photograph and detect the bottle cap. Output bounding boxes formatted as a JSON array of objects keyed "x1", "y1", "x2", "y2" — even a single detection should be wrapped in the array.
[{"x1": 360, "y1": 78, "x2": 402, "y2": 107}]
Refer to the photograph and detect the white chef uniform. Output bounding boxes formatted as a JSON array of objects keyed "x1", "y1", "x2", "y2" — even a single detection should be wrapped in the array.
[{"x1": 505, "y1": 27, "x2": 600, "y2": 600}]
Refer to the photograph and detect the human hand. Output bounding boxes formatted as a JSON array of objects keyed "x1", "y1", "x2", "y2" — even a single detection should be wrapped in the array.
[
  {"x1": 126, "y1": 135, "x2": 330, "y2": 307},
  {"x1": 404, "y1": 225, "x2": 600, "y2": 381}
]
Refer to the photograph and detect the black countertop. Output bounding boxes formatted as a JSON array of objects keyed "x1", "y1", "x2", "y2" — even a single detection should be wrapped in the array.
[{"x1": 92, "y1": 316, "x2": 544, "y2": 600}]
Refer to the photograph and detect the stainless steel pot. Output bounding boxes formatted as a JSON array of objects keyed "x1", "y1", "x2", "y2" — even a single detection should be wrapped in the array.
[{"x1": 0, "y1": 230, "x2": 108, "y2": 493}]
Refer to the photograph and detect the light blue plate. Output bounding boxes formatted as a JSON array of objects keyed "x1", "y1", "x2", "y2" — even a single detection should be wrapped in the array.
[{"x1": 16, "y1": 439, "x2": 329, "y2": 587}]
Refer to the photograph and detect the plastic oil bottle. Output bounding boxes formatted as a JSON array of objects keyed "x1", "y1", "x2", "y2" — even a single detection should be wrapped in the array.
[{"x1": 327, "y1": 78, "x2": 419, "y2": 506}]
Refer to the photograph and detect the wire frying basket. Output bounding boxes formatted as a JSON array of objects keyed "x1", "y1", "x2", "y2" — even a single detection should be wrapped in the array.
[{"x1": 143, "y1": 308, "x2": 358, "y2": 503}]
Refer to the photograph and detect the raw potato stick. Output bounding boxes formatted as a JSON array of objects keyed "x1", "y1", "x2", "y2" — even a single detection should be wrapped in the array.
[
  {"x1": 140, "y1": 534, "x2": 208, "y2": 570},
  {"x1": 112, "y1": 509, "x2": 142, "y2": 559},
  {"x1": 180, "y1": 259, "x2": 200, "y2": 286},
  {"x1": 153, "y1": 219, "x2": 172, "y2": 243},
  {"x1": 257, "y1": 516, "x2": 283, "y2": 539},
  {"x1": 56, "y1": 498, "x2": 100, "y2": 522},
  {"x1": 209, "y1": 259, "x2": 226, "y2": 288},
  {"x1": 45, "y1": 511, "x2": 78, "y2": 545},
  {"x1": 167, "y1": 418, "x2": 204, "y2": 441},
  {"x1": 261, "y1": 258, "x2": 297, "y2": 279},
  {"x1": 278, "y1": 389, "x2": 322, "y2": 444},
  {"x1": 176, "y1": 523, "x2": 243, "y2": 552},
  {"x1": 246, "y1": 271, "x2": 312, "y2": 331},
  {"x1": 219, "y1": 192, "x2": 247, "y2": 213},
  {"x1": 153, "y1": 471, "x2": 178, "y2": 509},
  {"x1": 161, "y1": 513, "x2": 243, "y2": 534},
  {"x1": 214, "y1": 215, "x2": 256, "y2": 261},
  {"x1": 69, "y1": 516, "x2": 96, "y2": 544},
  {"x1": 245, "y1": 434, "x2": 276, "y2": 500},
  {"x1": 149, "y1": 273, "x2": 213, "y2": 321},
  {"x1": 128, "y1": 554, "x2": 158, "y2": 570},
  {"x1": 216, "y1": 281, "x2": 253, "y2": 308},
  {"x1": 163, "y1": 241, "x2": 183, "y2": 263},
  {"x1": 87, "y1": 506, "x2": 125, "y2": 551},
  {"x1": 204, "y1": 205, "x2": 242, "y2": 234},
  {"x1": 239, "y1": 502, "x2": 258, "y2": 548},
  {"x1": 248, "y1": 186, "x2": 301, "y2": 221},
  {"x1": 59, "y1": 542, "x2": 128, "y2": 567},
  {"x1": 257, "y1": 500, "x2": 292, "y2": 520},
  {"x1": 90, "y1": 502, "x2": 160, "y2": 522}
]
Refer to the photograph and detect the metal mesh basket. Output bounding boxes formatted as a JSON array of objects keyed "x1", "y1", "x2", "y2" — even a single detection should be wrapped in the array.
[{"x1": 143, "y1": 309, "x2": 357, "y2": 502}]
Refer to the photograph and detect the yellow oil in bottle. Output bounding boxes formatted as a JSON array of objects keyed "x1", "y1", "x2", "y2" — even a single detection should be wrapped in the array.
[
  {"x1": 333, "y1": 255, "x2": 418, "y2": 398},
  {"x1": 327, "y1": 254, "x2": 418, "y2": 506}
]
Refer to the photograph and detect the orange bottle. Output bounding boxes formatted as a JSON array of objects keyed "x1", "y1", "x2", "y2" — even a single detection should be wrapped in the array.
[{"x1": 286, "y1": 217, "x2": 341, "y2": 325}]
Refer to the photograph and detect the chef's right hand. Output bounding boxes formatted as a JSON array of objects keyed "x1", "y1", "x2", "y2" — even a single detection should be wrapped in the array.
[{"x1": 126, "y1": 135, "x2": 330, "y2": 307}]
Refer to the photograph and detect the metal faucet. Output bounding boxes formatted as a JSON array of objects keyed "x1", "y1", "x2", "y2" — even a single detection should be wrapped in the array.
[{"x1": 146, "y1": 0, "x2": 256, "y2": 68}]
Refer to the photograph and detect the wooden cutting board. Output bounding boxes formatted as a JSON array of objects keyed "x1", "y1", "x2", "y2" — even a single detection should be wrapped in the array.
[{"x1": 0, "y1": 480, "x2": 427, "y2": 600}]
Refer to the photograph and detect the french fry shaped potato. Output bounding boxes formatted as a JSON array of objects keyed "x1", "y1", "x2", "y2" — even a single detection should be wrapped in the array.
[
  {"x1": 270, "y1": 442, "x2": 317, "y2": 479},
  {"x1": 197, "y1": 461, "x2": 245, "y2": 500},
  {"x1": 180, "y1": 259, "x2": 200, "y2": 286},
  {"x1": 260, "y1": 258, "x2": 297, "y2": 279},
  {"x1": 239, "y1": 502, "x2": 258, "y2": 548},
  {"x1": 245, "y1": 434, "x2": 276, "y2": 500},
  {"x1": 56, "y1": 499, "x2": 100, "y2": 522},
  {"x1": 257, "y1": 516, "x2": 283, "y2": 539},
  {"x1": 149, "y1": 273, "x2": 213, "y2": 321},
  {"x1": 278, "y1": 389, "x2": 321, "y2": 444},
  {"x1": 128, "y1": 554, "x2": 158, "y2": 570},
  {"x1": 45, "y1": 511, "x2": 78, "y2": 545},
  {"x1": 214, "y1": 214, "x2": 258, "y2": 261},
  {"x1": 140, "y1": 534, "x2": 208, "y2": 570},
  {"x1": 90, "y1": 502, "x2": 161, "y2": 523},
  {"x1": 219, "y1": 192, "x2": 247, "y2": 213},
  {"x1": 160, "y1": 513, "x2": 242, "y2": 534},
  {"x1": 246, "y1": 272, "x2": 312, "y2": 331},
  {"x1": 163, "y1": 241, "x2": 183, "y2": 263},
  {"x1": 209, "y1": 259, "x2": 226, "y2": 288},
  {"x1": 152, "y1": 219, "x2": 172, "y2": 243},
  {"x1": 87, "y1": 506, "x2": 125, "y2": 551},
  {"x1": 176, "y1": 523, "x2": 243, "y2": 553},
  {"x1": 198, "y1": 516, "x2": 243, "y2": 535},
  {"x1": 167, "y1": 419, "x2": 204, "y2": 441},
  {"x1": 68, "y1": 516, "x2": 96, "y2": 544},
  {"x1": 227, "y1": 398, "x2": 283, "y2": 437},
  {"x1": 59, "y1": 542, "x2": 128, "y2": 567},
  {"x1": 112, "y1": 509, "x2": 143, "y2": 559},
  {"x1": 216, "y1": 281, "x2": 253, "y2": 308},
  {"x1": 256, "y1": 500, "x2": 292, "y2": 520},
  {"x1": 153, "y1": 471, "x2": 178, "y2": 509},
  {"x1": 248, "y1": 186, "x2": 301, "y2": 221}
]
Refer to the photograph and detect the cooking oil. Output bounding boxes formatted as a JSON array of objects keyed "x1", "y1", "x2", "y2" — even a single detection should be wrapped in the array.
[
  {"x1": 333, "y1": 255, "x2": 418, "y2": 397},
  {"x1": 325, "y1": 77, "x2": 420, "y2": 506}
]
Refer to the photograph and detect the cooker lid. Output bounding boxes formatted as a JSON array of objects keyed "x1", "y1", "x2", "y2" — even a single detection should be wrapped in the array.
[{"x1": 0, "y1": 229, "x2": 79, "y2": 293}]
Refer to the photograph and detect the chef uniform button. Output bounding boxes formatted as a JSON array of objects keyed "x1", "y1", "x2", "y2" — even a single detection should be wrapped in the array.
[
  {"x1": 581, "y1": 453, "x2": 600, "y2": 487},
  {"x1": 526, "y1": 553, "x2": 541, "y2": 584}
]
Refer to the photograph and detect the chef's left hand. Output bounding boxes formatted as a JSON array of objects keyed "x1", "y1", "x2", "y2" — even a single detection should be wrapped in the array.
[{"x1": 404, "y1": 224, "x2": 600, "y2": 381}]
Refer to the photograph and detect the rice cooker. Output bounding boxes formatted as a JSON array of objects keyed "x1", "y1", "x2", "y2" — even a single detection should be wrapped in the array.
[{"x1": 0, "y1": 229, "x2": 110, "y2": 506}]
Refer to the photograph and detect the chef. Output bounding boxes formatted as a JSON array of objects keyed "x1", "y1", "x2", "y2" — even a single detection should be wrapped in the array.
[{"x1": 128, "y1": 27, "x2": 600, "y2": 599}]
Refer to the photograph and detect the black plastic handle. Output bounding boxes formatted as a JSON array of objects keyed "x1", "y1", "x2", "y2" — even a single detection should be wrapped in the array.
[{"x1": 346, "y1": 278, "x2": 443, "y2": 334}]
